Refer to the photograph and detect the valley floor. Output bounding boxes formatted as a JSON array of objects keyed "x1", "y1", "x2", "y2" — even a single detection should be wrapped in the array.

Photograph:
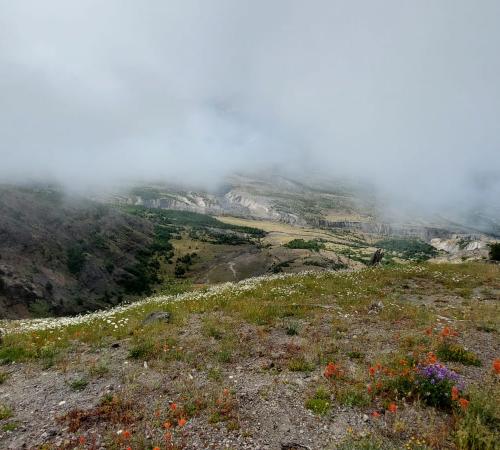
[{"x1": 0, "y1": 263, "x2": 499, "y2": 450}]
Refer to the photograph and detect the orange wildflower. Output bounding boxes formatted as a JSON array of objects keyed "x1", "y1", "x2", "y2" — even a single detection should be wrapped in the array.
[
  {"x1": 324, "y1": 362, "x2": 340, "y2": 378},
  {"x1": 163, "y1": 420, "x2": 172, "y2": 429},
  {"x1": 79, "y1": 436, "x2": 86, "y2": 445},
  {"x1": 441, "y1": 326, "x2": 451, "y2": 337},
  {"x1": 371, "y1": 411, "x2": 381, "y2": 418},
  {"x1": 376, "y1": 363, "x2": 382, "y2": 371},
  {"x1": 451, "y1": 386, "x2": 459, "y2": 401},
  {"x1": 178, "y1": 417, "x2": 187, "y2": 427},
  {"x1": 153, "y1": 447, "x2": 161, "y2": 450},
  {"x1": 459, "y1": 398, "x2": 469, "y2": 410},
  {"x1": 387, "y1": 402, "x2": 398, "y2": 413},
  {"x1": 369, "y1": 366, "x2": 376, "y2": 377},
  {"x1": 122, "y1": 430, "x2": 131, "y2": 439},
  {"x1": 493, "y1": 359, "x2": 500, "y2": 375},
  {"x1": 427, "y1": 352, "x2": 437, "y2": 364},
  {"x1": 170, "y1": 402, "x2": 177, "y2": 411},
  {"x1": 126, "y1": 447, "x2": 132, "y2": 450}
]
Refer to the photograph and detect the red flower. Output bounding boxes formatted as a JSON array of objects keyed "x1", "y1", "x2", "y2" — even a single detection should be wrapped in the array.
[
  {"x1": 178, "y1": 417, "x2": 187, "y2": 427},
  {"x1": 459, "y1": 398, "x2": 469, "y2": 410},
  {"x1": 163, "y1": 420, "x2": 172, "y2": 429},
  {"x1": 387, "y1": 403, "x2": 398, "y2": 413},
  {"x1": 493, "y1": 359, "x2": 500, "y2": 375},
  {"x1": 79, "y1": 436, "x2": 86, "y2": 445},
  {"x1": 122, "y1": 430, "x2": 131, "y2": 439},
  {"x1": 324, "y1": 362, "x2": 339, "y2": 378},
  {"x1": 427, "y1": 352, "x2": 437, "y2": 364},
  {"x1": 371, "y1": 411, "x2": 381, "y2": 418},
  {"x1": 441, "y1": 326, "x2": 451, "y2": 337},
  {"x1": 170, "y1": 402, "x2": 177, "y2": 411},
  {"x1": 451, "y1": 386, "x2": 459, "y2": 401},
  {"x1": 369, "y1": 367, "x2": 376, "y2": 377}
]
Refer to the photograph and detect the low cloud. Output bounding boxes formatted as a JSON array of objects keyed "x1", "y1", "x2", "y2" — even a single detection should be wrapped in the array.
[{"x1": 1, "y1": 0, "x2": 499, "y2": 211}]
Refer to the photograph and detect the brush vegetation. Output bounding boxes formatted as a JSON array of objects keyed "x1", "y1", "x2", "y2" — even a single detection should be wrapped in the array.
[{"x1": 0, "y1": 262, "x2": 499, "y2": 449}]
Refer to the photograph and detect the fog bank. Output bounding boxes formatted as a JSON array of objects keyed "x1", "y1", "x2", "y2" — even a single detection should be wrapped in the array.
[{"x1": 1, "y1": 0, "x2": 499, "y2": 211}]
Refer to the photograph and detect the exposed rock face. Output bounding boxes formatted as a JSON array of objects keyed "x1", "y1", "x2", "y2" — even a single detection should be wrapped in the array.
[
  {"x1": 430, "y1": 235, "x2": 492, "y2": 261},
  {"x1": 111, "y1": 174, "x2": 498, "y2": 241}
]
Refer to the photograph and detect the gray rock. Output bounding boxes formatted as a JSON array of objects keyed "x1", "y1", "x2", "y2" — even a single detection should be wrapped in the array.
[
  {"x1": 281, "y1": 443, "x2": 311, "y2": 450},
  {"x1": 142, "y1": 311, "x2": 171, "y2": 325}
]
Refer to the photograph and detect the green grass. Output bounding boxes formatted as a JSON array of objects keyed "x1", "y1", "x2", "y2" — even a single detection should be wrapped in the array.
[
  {"x1": 0, "y1": 371, "x2": 9, "y2": 384},
  {"x1": 305, "y1": 388, "x2": 331, "y2": 415},
  {"x1": 0, "y1": 262, "x2": 497, "y2": 368},
  {"x1": 455, "y1": 386, "x2": 500, "y2": 450},
  {"x1": 0, "y1": 261, "x2": 498, "y2": 447},
  {"x1": 437, "y1": 342, "x2": 482, "y2": 366},
  {"x1": 288, "y1": 357, "x2": 315, "y2": 372},
  {"x1": 0, "y1": 404, "x2": 13, "y2": 420},
  {"x1": 69, "y1": 377, "x2": 89, "y2": 391},
  {"x1": 285, "y1": 321, "x2": 300, "y2": 336},
  {"x1": 336, "y1": 385, "x2": 371, "y2": 407},
  {"x1": 128, "y1": 340, "x2": 155, "y2": 359},
  {"x1": 2, "y1": 422, "x2": 18, "y2": 432},
  {"x1": 0, "y1": 346, "x2": 32, "y2": 364}
]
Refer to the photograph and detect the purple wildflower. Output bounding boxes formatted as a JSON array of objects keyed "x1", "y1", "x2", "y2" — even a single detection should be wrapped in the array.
[{"x1": 417, "y1": 363, "x2": 459, "y2": 384}]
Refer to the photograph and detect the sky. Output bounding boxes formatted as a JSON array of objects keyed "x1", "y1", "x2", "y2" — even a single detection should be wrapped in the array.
[{"x1": 0, "y1": 0, "x2": 499, "y2": 211}]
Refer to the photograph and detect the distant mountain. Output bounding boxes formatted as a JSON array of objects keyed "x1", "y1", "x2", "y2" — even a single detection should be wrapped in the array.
[{"x1": 109, "y1": 173, "x2": 500, "y2": 240}]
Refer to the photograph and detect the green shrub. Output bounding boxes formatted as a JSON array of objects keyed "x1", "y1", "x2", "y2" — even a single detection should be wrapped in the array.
[
  {"x1": 489, "y1": 243, "x2": 500, "y2": 261},
  {"x1": 0, "y1": 404, "x2": 13, "y2": 420},
  {"x1": 0, "y1": 371, "x2": 9, "y2": 384},
  {"x1": 2, "y1": 422, "x2": 18, "y2": 432},
  {"x1": 376, "y1": 238, "x2": 437, "y2": 261},
  {"x1": 305, "y1": 388, "x2": 331, "y2": 415},
  {"x1": 67, "y1": 246, "x2": 86, "y2": 274},
  {"x1": 69, "y1": 378, "x2": 88, "y2": 391},
  {"x1": 284, "y1": 239, "x2": 325, "y2": 252},
  {"x1": 128, "y1": 341, "x2": 155, "y2": 359},
  {"x1": 288, "y1": 357, "x2": 315, "y2": 372},
  {"x1": 336, "y1": 385, "x2": 370, "y2": 407},
  {"x1": 285, "y1": 322, "x2": 299, "y2": 336},
  {"x1": 455, "y1": 387, "x2": 500, "y2": 450},
  {"x1": 0, "y1": 346, "x2": 31, "y2": 364},
  {"x1": 437, "y1": 343, "x2": 481, "y2": 366}
]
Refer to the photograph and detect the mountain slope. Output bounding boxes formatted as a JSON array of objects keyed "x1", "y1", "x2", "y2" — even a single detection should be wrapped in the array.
[
  {"x1": 0, "y1": 186, "x2": 167, "y2": 318},
  {"x1": 0, "y1": 263, "x2": 498, "y2": 449}
]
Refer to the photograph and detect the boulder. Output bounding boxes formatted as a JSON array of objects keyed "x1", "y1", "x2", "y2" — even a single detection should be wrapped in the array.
[{"x1": 142, "y1": 311, "x2": 171, "y2": 325}]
